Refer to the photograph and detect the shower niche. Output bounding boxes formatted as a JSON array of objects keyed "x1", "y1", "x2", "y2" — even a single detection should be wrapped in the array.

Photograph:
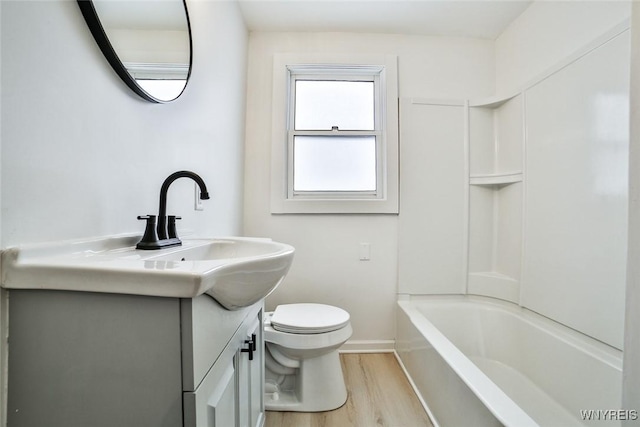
[{"x1": 467, "y1": 93, "x2": 523, "y2": 303}]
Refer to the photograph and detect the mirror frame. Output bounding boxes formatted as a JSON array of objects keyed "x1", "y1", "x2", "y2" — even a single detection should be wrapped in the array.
[{"x1": 77, "y1": 0, "x2": 193, "y2": 103}]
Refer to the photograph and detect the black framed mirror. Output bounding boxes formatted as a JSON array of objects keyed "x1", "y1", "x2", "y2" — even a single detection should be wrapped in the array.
[{"x1": 77, "y1": 0, "x2": 192, "y2": 103}]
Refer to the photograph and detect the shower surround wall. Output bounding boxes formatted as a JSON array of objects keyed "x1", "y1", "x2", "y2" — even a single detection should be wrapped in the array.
[
  {"x1": 522, "y1": 30, "x2": 629, "y2": 349},
  {"x1": 398, "y1": 5, "x2": 631, "y2": 351},
  {"x1": 625, "y1": 1, "x2": 640, "y2": 410}
]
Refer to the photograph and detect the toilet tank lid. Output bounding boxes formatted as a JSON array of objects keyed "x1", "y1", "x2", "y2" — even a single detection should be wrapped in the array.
[{"x1": 271, "y1": 303, "x2": 350, "y2": 334}]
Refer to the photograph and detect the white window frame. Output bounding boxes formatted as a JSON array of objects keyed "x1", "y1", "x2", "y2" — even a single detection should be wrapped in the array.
[
  {"x1": 123, "y1": 62, "x2": 190, "y2": 80},
  {"x1": 271, "y1": 53, "x2": 399, "y2": 214}
]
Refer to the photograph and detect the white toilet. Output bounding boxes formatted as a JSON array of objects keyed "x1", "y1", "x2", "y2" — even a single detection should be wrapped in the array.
[{"x1": 263, "y1": 303, "x2": 353, "y2": 412}]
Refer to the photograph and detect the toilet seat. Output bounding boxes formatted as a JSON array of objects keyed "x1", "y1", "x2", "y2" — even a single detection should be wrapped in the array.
[{"x1": 270, "y1": 303, "x2": 350, "y2": 334}]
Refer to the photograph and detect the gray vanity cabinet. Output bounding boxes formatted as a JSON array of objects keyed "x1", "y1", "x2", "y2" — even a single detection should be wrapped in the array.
[
  {"x1": 183, "y1": 298, "x2": 264, "y2": 427},
  {"x1": 6, "y1": 289, "x2": 265, "y2": 427}
]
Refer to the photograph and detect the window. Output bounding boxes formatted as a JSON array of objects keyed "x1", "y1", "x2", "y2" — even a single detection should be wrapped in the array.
[
  {"x1": 292, "y1": 77, "x2": 378, "y2": 194},
  {"x1": 124, "y1": 62, "x2": 189, "y2": 101},
  {"x1": 271, "y1": 54, "x2": 399, "y2": 214}
]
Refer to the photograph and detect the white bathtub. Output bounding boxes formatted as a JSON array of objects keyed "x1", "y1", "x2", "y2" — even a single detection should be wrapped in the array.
[{"x1": 396, "y1": 296, "x2": 623, "y2": 427}]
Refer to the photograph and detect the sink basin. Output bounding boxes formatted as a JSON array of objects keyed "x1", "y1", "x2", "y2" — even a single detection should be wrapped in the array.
[{"x1": 0, "y1": 235, "x2": 295, "y2": 310}]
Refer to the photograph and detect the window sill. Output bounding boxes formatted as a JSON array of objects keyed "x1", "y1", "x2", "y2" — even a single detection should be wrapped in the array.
[{"x1": 270, "y1": 197, "x2": 399, "y2": 214}]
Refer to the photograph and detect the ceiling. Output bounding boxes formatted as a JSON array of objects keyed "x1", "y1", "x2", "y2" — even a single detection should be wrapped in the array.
[{"x1": 237, "y1": 0, "x2": 533, "y2": 40}]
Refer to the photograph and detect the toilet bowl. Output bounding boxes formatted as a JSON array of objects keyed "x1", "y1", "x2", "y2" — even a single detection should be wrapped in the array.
[{"x1": 263, "y1": 303, "x2": 352, "y2": 412}]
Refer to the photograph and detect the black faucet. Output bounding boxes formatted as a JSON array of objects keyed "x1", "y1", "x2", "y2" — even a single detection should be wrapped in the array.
[{"x1": 136, "y1": 171, "x2": 210, "y2": 250}]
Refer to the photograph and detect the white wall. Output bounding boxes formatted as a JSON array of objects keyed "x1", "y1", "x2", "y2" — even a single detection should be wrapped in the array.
[
  {"x1": 243, "y1": 32, "x2": 494, "y2": 345},
  {"x1": 623, "y1": 1, "x2": 640, "y2": 417},
  {"x1": 1, "y1": 0, "x2": 248, "y2": 248},
  {"x1": 0, "y1": 1, "x2": 248, "y2": 423},
  {"x1": 495, "y1": 1, "x2": 630, "y2": 93}
]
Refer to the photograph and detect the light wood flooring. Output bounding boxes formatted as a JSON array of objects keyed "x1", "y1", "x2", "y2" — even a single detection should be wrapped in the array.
[{"x1": 264, "y1": 353, "x2": 434, "y2": 427}]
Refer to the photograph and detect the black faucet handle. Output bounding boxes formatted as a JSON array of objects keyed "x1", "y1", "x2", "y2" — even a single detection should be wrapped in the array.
[
  {"x1": 136, "y1": 215, "x2": 160, "y2": 249},
  {"x1": 167, "y1": 215, "x2": 182, "y2": 239}
]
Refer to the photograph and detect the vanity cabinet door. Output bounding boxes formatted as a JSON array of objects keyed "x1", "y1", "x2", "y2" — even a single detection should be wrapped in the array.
[
  {"x1": 236, "y1": 312, "x2": 264, "y2": 427},
  {"x1": 248, "y1": 314, "x2": 265, "y2": 427},
  {"x1": 237, "y1": 346, "x2": 251, "y2": 427},
  {"x1": 184, "y1": 303, "x2": 264, "y2": 427},
  {"x1": 183, "y1": 350, "x2": 237, "y2": 427},
  {"x1": 181, "y1": 295, "x2": 252, "y2": 391},
  {"x1": 207, "y1": 362, "x2": 237, "y2": 427}
]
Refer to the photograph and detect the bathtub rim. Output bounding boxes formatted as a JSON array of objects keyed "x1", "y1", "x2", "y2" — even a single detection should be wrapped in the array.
[
  {"x1": 397, "y1": 298, "x2": 537, "y2": 427},
  {"x1": 401, "y1": 294, "x2": 623, "y2": 367},
  {"x1": 397, "y1": 295, "x2": 623, "y2": 427}
]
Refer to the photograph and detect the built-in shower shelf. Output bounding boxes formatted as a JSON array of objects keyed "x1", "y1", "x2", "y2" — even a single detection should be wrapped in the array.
[
  {"x1": 468, "y1": 92, "x2": 523, "y2": 305},
  {"x1": 470, "y1": 172, "x2": 522, "y2": 186},
  {"x1": 468, "y1": 272, "x2": 520, "y2": 303}
]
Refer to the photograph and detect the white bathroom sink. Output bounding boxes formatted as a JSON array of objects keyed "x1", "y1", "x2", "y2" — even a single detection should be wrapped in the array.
[{"x1": 0, "y1": 235, "x2": 295, "y2": 310}]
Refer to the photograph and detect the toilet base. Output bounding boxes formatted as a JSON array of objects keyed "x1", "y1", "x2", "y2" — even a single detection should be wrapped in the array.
[{"x1": 265, "y1": 349, "x2": 348, "y2": 412}]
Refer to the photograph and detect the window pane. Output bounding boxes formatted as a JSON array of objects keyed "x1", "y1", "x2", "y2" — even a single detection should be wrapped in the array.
[
  {"x1": 295, "y1": 80, "x2": 374, "y2": 130},
  {"x1": 293, "y1": 136, "x2": 376, "y2": 192},
  {"x1": 136, "y1": 80, "x2": 186, "y2": 101}
]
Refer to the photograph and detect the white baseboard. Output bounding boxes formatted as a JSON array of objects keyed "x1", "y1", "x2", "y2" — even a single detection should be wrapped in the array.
[{"x1": 339, "y1": 339, "x2": 395, "y2": 353}]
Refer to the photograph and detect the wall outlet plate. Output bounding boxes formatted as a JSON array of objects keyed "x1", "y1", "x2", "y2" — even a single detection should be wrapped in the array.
[
  {"x1": 359, "y1": 243, "x2": 371, "y2": 261},
  {"x1": 194, "y1": 182, "x2": 204, "y2": 211}
]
